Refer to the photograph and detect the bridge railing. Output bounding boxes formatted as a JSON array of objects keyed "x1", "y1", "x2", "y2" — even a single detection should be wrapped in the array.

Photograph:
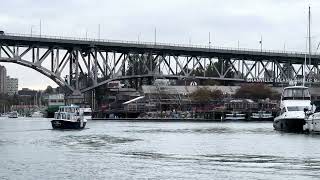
[{"x1": 3, "y1": 32, "x2": 317, "y2": 56}]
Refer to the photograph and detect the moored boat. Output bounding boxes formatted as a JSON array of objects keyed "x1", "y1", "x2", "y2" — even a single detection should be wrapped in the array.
[
  {"x1": 303, "y1": 111, "x2": 320, "y2": 133},
  {"x1": 225, "y1": 112, "x2": 246, "y2": 121},
  {"x1": 250, "y1": 111, "x2": 273, "y2": 121},
  {"x1": 273, "y1": 86, "x2": 311, "y2": 132},
  {"x1": 31, "y1": 111, "x2": 44, "y2": 118},
  {"x1": 80, "y1": 107, "x2": 92, "y2": 121},
  {"x1": 8, "y1": 111, "x2": 18, "y2": 118},
  {"x1": 51, "y1": 105, "x2": 87, "y2": 130}
]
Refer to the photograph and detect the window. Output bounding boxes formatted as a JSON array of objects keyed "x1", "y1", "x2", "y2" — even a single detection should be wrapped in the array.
[
  {"x1": 287, "y1": 106, "x2": 308, "y2": 111},
  {"x1": 283, "y1": 88, "x2": 311, "y2": 100},
  {"x1": 83, "y1": 112, "x2": 91, "y2": 116}
]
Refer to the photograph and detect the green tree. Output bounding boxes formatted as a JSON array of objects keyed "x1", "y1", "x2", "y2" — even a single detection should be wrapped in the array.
[
  {"x1": 234, "y1": 84, "x2": 280, "y2": 100},
  {"x1": 44, "y1": 85, "x2": 54, "y2": 94},
  {"x1": 190, "y1": 87, "x2": 223, "y2": 103}
]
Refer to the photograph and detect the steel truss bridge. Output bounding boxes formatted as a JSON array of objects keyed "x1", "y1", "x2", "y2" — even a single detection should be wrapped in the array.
[{"x1": 0, "y1": 33, "x2": 320, "y2": 95}]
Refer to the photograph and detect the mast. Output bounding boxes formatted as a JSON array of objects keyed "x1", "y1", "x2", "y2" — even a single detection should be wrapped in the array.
[
  {"x1": 303, "y1": 52, "x2": 306, "y2": 86},
  {"x1": 308, "y1": 5, "x2": 312, "y2": 87},
  {"x1": 303, "y1": 6, "x2": 311, "y2": 87}
]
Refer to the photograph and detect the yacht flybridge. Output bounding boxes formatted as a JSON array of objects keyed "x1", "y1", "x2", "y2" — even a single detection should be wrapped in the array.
[{"x1": 273, "y1": 86, "x2": 312, "y2": 132}]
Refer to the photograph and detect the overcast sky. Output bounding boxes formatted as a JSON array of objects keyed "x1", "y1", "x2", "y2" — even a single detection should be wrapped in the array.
[{"x1": 0, "y1": 0, "x2": 317, "y2": 90}]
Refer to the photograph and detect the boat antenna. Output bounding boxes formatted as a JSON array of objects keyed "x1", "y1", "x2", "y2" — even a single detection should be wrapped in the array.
[
  {"x1": 303, "y1": 48, "x2": 306, "y2": 87},
  {"x1": 308, "y1": 5, "x2": 312, "y2": 87},
  {"x1": 303, "y1": 20, "x2": 308, "y2": 87}
]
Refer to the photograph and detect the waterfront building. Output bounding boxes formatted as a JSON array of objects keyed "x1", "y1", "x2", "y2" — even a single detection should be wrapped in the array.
[
  {"x1": 47, "y1": 94, "x2": 65, "y2": 107},
  {"x1": 0, "y1": 65, "x2": 7, "y2": 94},
  {"x1": 44, "y1": 94, "x2": 65, "y2": 118},
  {"x1": 18, "y1": 88, "x2": 42, "y2": 106},
  {"x1": 18, "y1": 88, "x2": 38, "y2": 97},
  {"x1": 225, "y1": 99, "x2": 258, "y2": 112},
  {"x1": 121, "y1": 85, "x2": 240, "y2": 117},
  {"x1": 6, "y1": 76, "x2": 18, "y2": 96}
]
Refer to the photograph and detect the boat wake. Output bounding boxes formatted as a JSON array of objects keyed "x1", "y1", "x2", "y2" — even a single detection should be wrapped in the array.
[{"x1": 51, "y1": 134, "x2": 141, "y2": 150}]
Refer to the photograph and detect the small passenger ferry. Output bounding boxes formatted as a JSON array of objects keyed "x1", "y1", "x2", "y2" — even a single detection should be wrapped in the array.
[{"x1": 51, "y1": 105, "x2": 87, "y2": 129}]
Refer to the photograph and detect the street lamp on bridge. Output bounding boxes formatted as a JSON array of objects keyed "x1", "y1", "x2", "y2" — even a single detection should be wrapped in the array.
[
  {"x1": 208, "y1": 32, "x2": 212, "y2": 49},
  {"x1": 259, "y1": 35, "x2": 263, "y2": 52},
  {"x1": 30, "y1": 25, "x2": 34, "y2": 37}
]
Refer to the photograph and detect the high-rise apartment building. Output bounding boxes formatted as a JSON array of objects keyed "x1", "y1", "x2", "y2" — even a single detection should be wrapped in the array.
[
  {"x1": 6, "y1": 76, "x2": 18, "y2": 96},
  {"x1": 0, "y1": 65, "x2": 7, "y2": 94}
]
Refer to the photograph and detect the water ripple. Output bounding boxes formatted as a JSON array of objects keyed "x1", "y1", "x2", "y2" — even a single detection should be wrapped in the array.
[
  {"x1": 0, "y1": 140, "x2": 16, "y2": 145},
  {"x1": 120, "y1": 152, "x2": 320, "y2": 178},
  {"x1": 122, "y1": 151, "x2": 173, "y2": 159},
  {"x1": 51, "y1": 135, "x2": 141, "y2": 150},
  {"x1": 125, "y1": 127, "x2": 273, "y2": 135}
]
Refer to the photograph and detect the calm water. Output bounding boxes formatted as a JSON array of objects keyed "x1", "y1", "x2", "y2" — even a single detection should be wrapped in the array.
[{"x1": 1, "y1": 118, "x2": 320, "y2": 180}]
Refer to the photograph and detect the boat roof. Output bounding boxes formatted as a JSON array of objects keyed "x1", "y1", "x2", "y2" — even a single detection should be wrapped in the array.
[
  {"x1": 282, "y1": 100, "x2": 311, "y2": 107},
  {"x1": 284, "y1": 86, "x2": 308, "y2": 90},
  {"x1": 59, "y1": 105, "x2": 79, "y2": 108},
  {"x1": 123, "y1": 96, "x2": 145, "y2": 105}
]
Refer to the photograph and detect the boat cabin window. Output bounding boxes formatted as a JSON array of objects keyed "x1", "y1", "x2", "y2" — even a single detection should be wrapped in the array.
[
  {"x1": 83, "y1": 112, "x2": 91, "y2": 116},
  {"x1": 55, "y1": 113, "x2": 61, "y2": 119},
  {"x1": 282, "y1": 88, "x2": 310, "y2": 100},
  {"x1": 59, "y1": 106, "x2": 79, "y2": 113},
  {"x1": 287, "y1": 106, "x2": 309, "y2": 111}
]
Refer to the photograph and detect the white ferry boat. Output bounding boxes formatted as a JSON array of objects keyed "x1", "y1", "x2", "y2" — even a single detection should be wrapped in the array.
[
  {"x1": 225, "y1": 112, "x2": 246, "y2": 121},
  {"x1": 251, "y1": 111, "x2": 273, "y2": 121},
  {"x1": 51, "y1": 105, "x2": 87, "y2": 129},
  {"x1": 273, "y1": 86, "x2": 311, "y2": 132}
]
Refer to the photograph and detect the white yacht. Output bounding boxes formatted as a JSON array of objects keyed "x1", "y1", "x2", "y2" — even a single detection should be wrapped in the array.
[
  {"x1": 31, "y1": 111, "x2": 44, "y2": 118},
  {"x1": 273, "y1": 86, "x2": 311, "y2": 132},
  {"x1": 51, "y1": 105, "x2": 87, "y2": 129},
  {"x1": 8, "y1": 111, "x2": 18, "y2": 118},
  {"x1": 80, "y1": 107, "x2": 92, "y2": 121},
  {"x1": 303, "y1": 111, "x2": 320, "y2": 133}
]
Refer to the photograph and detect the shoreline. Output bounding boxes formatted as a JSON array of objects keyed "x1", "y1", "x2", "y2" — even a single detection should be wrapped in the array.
[{"x1": 91, "y1": 118, "x2": 273, "y2": 122}]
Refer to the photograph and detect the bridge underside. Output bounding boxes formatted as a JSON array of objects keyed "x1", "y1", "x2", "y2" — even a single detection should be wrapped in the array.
[{"x1": 1, "y1": 34, "x2": 320, "y2": 94}]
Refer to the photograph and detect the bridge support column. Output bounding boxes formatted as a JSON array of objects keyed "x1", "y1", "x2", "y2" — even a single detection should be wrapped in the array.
[{"x1": 65, "y1": 89, "x2": 84, "y2": 105}]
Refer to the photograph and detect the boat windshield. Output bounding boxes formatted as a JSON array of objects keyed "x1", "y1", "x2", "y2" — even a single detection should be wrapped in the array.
[
  {"x1": 59, "y1": 106, "x2": 79, "y2": 113},
  {"x1": 282, "y1": 88, "x2": 310, "y2": 100},
  {"x1": 287, "y1": 106, "x2": 308, "y2": 111},
  {"x1": 83, "y1": 112, "x2": 91, "y2": 116}
]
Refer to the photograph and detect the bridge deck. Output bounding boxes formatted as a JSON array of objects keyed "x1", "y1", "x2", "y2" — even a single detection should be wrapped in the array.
[{"x1": 0, "y1": 33, "x2": 319, "y2": 63}]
